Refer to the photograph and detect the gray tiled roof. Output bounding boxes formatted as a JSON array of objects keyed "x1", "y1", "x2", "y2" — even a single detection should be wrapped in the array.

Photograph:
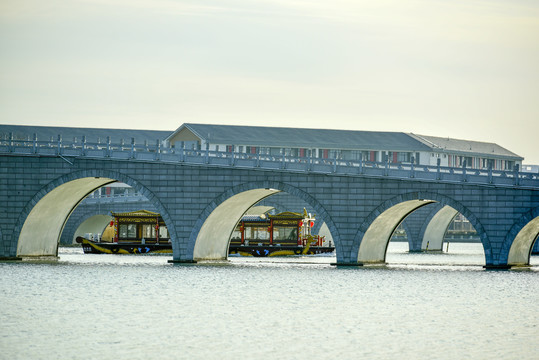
[
  {"x1": 412, "y1": 134, "x2": 523, "y2": 160},
  {"x1": 0, "y1": 124, "x2": 170, "y2": 145},
  {"x1": 2, "y1": 123, "x2": 523, "y2": 160},
  {"x1": 174, "y1": 123, "x2": 432, "y2": 152}
]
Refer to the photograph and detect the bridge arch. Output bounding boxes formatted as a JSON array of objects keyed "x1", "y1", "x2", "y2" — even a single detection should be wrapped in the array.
[
  {"x1": 351, "y1": 191, "x2": 490, "y2": 264},
  {"x1": 60, "y1": 200, "x2": 157, "y2": 245},
  {"x1": 187, "y1": 181, "x2": 338, "y2": 261},
  {"x1": 14, "y1": 169, "x2": 174, "y2": 257},
  {"x1": 503, "y1": 206, "x2": 539, "y2": 266}
]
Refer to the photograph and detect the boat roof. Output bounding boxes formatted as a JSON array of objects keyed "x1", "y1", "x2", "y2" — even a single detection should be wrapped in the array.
[
  {"x1": 268, "y1": 211, "x2": 305, "y2": 220},
  {"x1": 111, "y1": 210, "x2": 161, "y2": 218},
  {"x1": 240, "y1": 215, "x2": 269, "y2": 223}
]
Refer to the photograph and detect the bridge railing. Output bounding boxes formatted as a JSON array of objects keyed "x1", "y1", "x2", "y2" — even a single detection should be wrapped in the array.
[{"x1": 1, "y1": 135, "x2": 538, "y2": 189}]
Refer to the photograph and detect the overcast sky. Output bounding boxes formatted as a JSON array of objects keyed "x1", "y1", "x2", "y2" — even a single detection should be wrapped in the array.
[{"x1": 1, "y1": 0, "x2": 538, "y2": 163}]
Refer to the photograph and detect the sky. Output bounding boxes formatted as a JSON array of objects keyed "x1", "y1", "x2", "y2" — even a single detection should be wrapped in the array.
[{"x1": 1, "y1": 0, "x2": 538, "y2": 163}]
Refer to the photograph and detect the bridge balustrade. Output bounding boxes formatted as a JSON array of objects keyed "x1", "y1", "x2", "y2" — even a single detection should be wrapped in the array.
[{"x1": 1, "y1": 135, "x2": 538, "y2": 189}]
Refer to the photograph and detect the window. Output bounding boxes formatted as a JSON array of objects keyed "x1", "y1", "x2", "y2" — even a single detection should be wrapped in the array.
[
  {"x1": 273, "y1": 227, "x2": 297, "y2": 241},
  {"x1": 243, "y1": 226, "x2": 269, "y2": 241},
  {"x1": 397, "y1": 152, "x2": 411, "y2": 162},
  {"x1": 142, "y1": 224, "x2": 156, "y2": 239},
  {"x1": 319, "y1": 149, "x2": 329, "y2": 159},
  {"x1": 231, "y1": 229, "x2": 241, "y2": 240},
  {"x1": 119, "y1": 224, "x2": 137, "y2": 239},
  {"x1": 159, "y1": 226, "x2": 169, "y2": 239}
]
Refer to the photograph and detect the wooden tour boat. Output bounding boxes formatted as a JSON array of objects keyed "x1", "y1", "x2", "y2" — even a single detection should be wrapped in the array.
[
  {"x1": 228, "y1": 209, "x2": 334, "y2": 256},
  {"x1": 76, "y1": 210, "x2": 172, "y2": 254},
  {"x1": 77, "y1": 209, "x2": 335, "y2": 256}
]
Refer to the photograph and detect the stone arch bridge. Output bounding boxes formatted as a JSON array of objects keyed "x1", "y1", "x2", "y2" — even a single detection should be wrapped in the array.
[{"x1": 1, "y1": 138, "x2": 538, "y2": 268}]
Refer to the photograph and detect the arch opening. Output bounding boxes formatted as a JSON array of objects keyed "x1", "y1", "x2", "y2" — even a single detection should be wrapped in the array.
[
  {"x1": 59, "y1": 181, "x2": 157, "y2": 246},
  {"x1": 193, "y1": 189, "x2": 281, "y2": 260},
  {"x1": 190, "y1": 183, "x2": 338, "y2": 262},
  {"x1": 508, "y1": 216, "x2": 539, "y2": 266},
  {"x1": 16, "y1": 171, "x2": 174, "y2": 259},
  {"x1": 358, "y1": 199, "x2": 435, "y2": 264},
  {"x1": 355, "y1": 192, "x2": 490, "y2": 266},
  {"x1": 17, "y1": 177, "x2": 116, "y2": 257}
]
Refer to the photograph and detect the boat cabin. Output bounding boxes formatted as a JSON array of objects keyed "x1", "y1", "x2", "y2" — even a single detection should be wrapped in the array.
[
  {"x1": 107, "y1": 210, "x2": 170, "y2": 244},
  {"x1": 230, "y1": 210, "x2": 325, "y2": 247}
]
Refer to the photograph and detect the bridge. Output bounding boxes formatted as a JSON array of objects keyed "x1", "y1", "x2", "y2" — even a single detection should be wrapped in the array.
[{"x1": 1, "y1": 135, "x2": 538, "y2": 268}]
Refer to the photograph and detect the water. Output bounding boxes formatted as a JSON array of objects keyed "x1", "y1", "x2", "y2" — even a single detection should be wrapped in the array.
[{"x1": 1, "y1": 243, "x2": 537, "y2": 360}]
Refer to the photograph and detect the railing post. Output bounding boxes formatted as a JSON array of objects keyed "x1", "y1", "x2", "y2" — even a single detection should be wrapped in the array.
[
  {"x1": 179, "y1": 141, "x2": 185, "y2": 162},
  {"x1": 155, "y1": 140, "x2": 161, "y2": 160},
  {"x1": 410, "y1": 157, "x2": 415, "y2": 178},
  {"x1": 384, "y1": 157, "x2": 389, "y2": 176},
  {"x1": 334, "y1": 154, "x2": 338, "y2": 173},
  {"x1": 106, "y1": 136, "x2": 111, "y2": 157},
  {"x1": 436, "y1": 158, "x2": 441, "y2": 180},
  {"x1": 33, "y1": 133, "x2": 38, "y2": 154},
  {"x1": 488, "y1": 164, "x2": 493, "y2": 183},
  {"x1": 81, "y1": 136, "x2": 86, "y2": 156},
  {"x1": 359, "y1": 156, "x2": 363, "y2": 174},
  {"x1": 308, "y1": 149, "x2": 313, "y2": 171},
  {"x1": 281, "y1": 148, "x2": 285, "y2": 169},
  {"x1": 8, "y1": 132, "x2": 13, "y2": 152},
  {"x1": 57, "y1": 134, "x2": 62, "y2": 155},
  {"x1": 131, "y1": 138, "x2": 136, "y2": 159},
  {"x1": 205, "y1": 142, "x2": 209, "y2": 164},
  {"x1": 514, "y1": 164, "x2": 520, "y2": 186},
  {"x1": 256, "y1": 149, "x2": 260, "y2": 167},
  {"x1": 462, "y1": 160, "x2": 467, "y2": 182}
]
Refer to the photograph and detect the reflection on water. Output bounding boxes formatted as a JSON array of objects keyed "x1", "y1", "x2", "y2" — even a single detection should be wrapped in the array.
[{"x1": 1, "y1": 243, "x2": 537, "y2": 359}]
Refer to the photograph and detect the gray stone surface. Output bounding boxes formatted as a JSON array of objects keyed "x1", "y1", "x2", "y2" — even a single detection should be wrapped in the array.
[{"x1": 1, "y1": 153, "x2": 538, "y2": 267}]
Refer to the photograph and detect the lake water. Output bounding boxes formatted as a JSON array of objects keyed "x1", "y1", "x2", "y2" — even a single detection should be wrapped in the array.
[{"x1": 1, "y1": 243, "x2": 537, "y2": 359}]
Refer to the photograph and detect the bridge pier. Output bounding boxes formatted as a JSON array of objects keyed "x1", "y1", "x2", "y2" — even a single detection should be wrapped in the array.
[{"x1": 421, "y1": 205, "x2": 459, "y2": 251}]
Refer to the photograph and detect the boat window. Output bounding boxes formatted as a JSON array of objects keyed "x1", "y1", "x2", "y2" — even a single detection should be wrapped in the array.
[
  {"x1": 119, "y1": 224, "x2": 127, "y2": 238},
  {"x1": 119, "y1": 224, "x2": 137, "y2": 239},
  {"x1": 231, "y1": 229, "x2": 241, "y2": 240},
  {"x1": 142, "y1": 224, "x2": 156, "y2": 239},
  {"x1": 244, "y1": 226, "x2": 270, "y2": 241},
  {"x1": 273, "y1": 227, "x2": 297, "y2": 241},
  {"x1": 159, "y1": 226, "x2": 169, "y2": 239}
]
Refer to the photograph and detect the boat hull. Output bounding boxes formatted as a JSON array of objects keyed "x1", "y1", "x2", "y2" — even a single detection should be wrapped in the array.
[
  {"x1": 77, "y1": 237, "x2": 335, "y2": 257},
  {"x1": 228, "y1": 245, "x2": 335, "y2": 257},
  {"x1": 76, "y1": 237, "x2": 172, "y2": 254}
]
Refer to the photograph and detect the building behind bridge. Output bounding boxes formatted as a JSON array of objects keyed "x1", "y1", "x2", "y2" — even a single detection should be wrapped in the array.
[
  {"x1": 1, "y1": 123, "x2": 524, "y2": 171},
  {"x1": 167, "y1": 123, "x2": 523, "y2": 171}
]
